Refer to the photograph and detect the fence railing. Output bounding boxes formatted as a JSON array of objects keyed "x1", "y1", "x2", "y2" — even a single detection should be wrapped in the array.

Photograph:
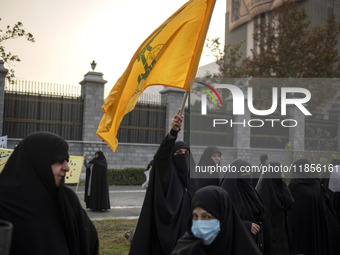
[
  {"x1": 3, "y1": 92, "x2": 84, "y2": 140},
  {"x1": 7, "y1": 80, "x2": 162, "y2": 104},
  {"x1": 5, "y1": 80, "x2": 82, "y2": 97}
]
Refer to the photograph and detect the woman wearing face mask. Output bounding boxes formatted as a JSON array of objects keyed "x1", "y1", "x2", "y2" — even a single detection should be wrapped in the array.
[
  {"x1": 171, "y1": 186, "x2": 262, "y2": 255},
  {"x1": 220, "y1": 159, "x2": 266, "y2": 253},
  {"x1": 0, "y1": 132, "x2": 98, "y2": 255},
  {"x1": 129, "y1": 109, "x2": 198, "y2": 255}
]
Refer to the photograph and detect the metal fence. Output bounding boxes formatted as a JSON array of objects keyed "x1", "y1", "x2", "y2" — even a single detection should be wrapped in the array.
[
  {"x1": 5, "y1": 80, "x2": 81, "y2": 97},
  {"x1": 117, "y1": 103, "x2": 166, "y2": 144},
  {"x1": 250, "y1": 114, "x2": 289, "y2": 149},
  {"x1": 3, "y1": 80, "x2": 167, "y2": 143},
  {"x1": 185, "y1": 107, "x2": 234, "y2": 147},
  {"x1": 3, "y1": 92, "x2": 84, "y2": 140}
]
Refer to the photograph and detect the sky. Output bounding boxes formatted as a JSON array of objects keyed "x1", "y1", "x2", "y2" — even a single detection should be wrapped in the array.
[{"x1": 1, "y1": 0, "x2": 226, "y2": 92}]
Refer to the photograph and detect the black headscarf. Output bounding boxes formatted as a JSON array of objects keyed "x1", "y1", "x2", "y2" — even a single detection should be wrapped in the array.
[
  {"x1": 256, "y1": 161, "x2": 294, "y2": 214},
  {"x1": 328, "y1": 159, "x2": 340, "y2": 224},
  {"x1": 0, "y1": 132, "x2": 98, "y2": 255},
  {"x1": 195, "y1": 147, "x2": 221, "y2": 188},
  {"x1": 171, "y1": 186, "x2": 262, "y2": 255},
  {"x1": 220, "y1": 159, "x2": 266, "y2": 223},
  {"x1": 256, "y1": 161, "x2": 295, "y2": 255},
  {"x1": 220, "y1": 159, "x2": 266, "y2": 252},
  {"x1": 288, "y1": 158, "x2": 340, "y2": 255},
  {"x1": 129, "y1": 131, "x2": 197, "y2": 255},
  {"x1": 90, "y1": 151, "x2": 107, "y2": 166},
  {"x1": 85, "y1": 150, "x2": 110, "y2": 210}
]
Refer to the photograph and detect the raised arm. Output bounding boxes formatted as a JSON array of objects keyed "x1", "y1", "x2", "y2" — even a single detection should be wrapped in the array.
[{"x1": 153, "y1": 109, "x2": 183, "y2": 194}]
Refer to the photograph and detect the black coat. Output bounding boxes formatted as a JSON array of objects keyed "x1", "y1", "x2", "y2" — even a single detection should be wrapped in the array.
[
  {"x1": 256, "y1": 163, "x2": 295, "y2": 255},
  {"x1": 0, "y1": 132, "x2": 98, "y2": 255},
  {"x1": 84, "y1": 151, "x2": 110, "y2": 210},
  {"x1": 171, "y1": 186, "x2": 262, "y2": 255},
  {"x1": 129, "y1": 129, "x2": 197, "y2": 255},
  {"x1": 288, "y1": 158, "x2": 340, "y2": 255},
  {"x1": 195, "y1": 147, "x2": 221, "y2": 188},
  {"x1": 289, "y1": 178, "x2": 340, "y2": 255},
  {"x1": 220, "y1": 159, "x2": 266, "y2": 253}
]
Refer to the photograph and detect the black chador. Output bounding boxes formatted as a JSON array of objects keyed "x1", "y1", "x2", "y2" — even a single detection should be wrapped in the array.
[
  {"x1": 220, "y1": 159, "x2": 266, "y2": 253},
  {"x1": 256, "y1": 162, "x2": 295, "y2": 255},
  {"x1": 288, "y1": 158, "x2": 340, "y2": 255},
  {"x1": 195, "y1": 147, "x2": 221, "y2": 189},
  {"x1": 171, "y1": 186, "x2": 262, "y2": 255},
  {"x1": 0, "y1": 132, "x2": 98, "y2": 255},
  {"x1": 84, "y1": 151, "x2": 110, "y2": 211},
  {"x1": 129, "y1": 129, "x2": 197, "y2": 255}
]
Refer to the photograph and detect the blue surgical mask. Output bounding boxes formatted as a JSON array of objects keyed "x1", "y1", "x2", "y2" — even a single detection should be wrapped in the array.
[{"x1": 191, "y1": 219, "x2": 220, "y2": 245}]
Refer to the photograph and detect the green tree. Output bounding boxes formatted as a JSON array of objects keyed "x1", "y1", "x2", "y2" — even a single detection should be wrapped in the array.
[
  {"x1": 243, "y1": 1, "x2": 340, "y2": 78},
  {"x1": 205, "y1": 0, "x2": 340, "y2": 112},
  {"x1": 205, "y1": 37, "x2": 245, "y2": 78},
  {"x1": 0, "y1": 18, "x2": 35, "y2": 82}
]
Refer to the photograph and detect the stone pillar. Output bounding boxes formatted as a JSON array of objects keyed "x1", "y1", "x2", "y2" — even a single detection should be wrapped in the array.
[
  {"x1": 328, "y1": 104, "x2": 340, "y2": 150},
  {"x1": 80, "y1": 71, "x2": 107, "y2": 142},
  {"x1": 0, "y1": 61, "x2": 8, "y2": 136},
  {"x1": 288, "y1": 104, "x2": 305, "y2": 152},
  {"x1": 159, "y1": 87, "x2": 185, "y2": 141},
  {"x1": 232, "y1": 97, "x2": 251, "y2": 160}
]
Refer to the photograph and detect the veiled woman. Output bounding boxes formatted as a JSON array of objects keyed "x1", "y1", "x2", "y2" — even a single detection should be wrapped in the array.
[
  {"x1": 0, "y1": 132, "x2": 98, "y2": 255},
  {"x1": 220, "y1": 159, "x2": 266, "y2": 253},
  {"x1": 195, "y1": 147, "x2": 221, "y2": 189},
  {"x1": 84, "y1": 151, "x2": 110, "y2": 211},
  {"x1": 256, "y1": 161, "x2": 295, "y2": 255},
  {"x1": 171, "y1": 186, "x2": 262, "y2": 255},
  {"x1": 288, "y1": 158, "x2": 340, "y2": 255},
  {"x1": 129, "y1": 110, "x2": 197, "y2": 255}
]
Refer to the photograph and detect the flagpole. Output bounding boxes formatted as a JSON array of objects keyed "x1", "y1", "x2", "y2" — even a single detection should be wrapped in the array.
[{"x1": 179, "y1": 91, "x2": 189, "y2": 115}]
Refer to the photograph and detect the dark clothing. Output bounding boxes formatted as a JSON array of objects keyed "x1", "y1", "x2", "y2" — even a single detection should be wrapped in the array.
[
  {"x1": 327, "y1": 163, "x2": 340, "y2": 223},
  {"x1": 171, "y1": 186, "x2": 261, "y2": 255},
  {"x1": 84, "y1": 151, "x2": 110, "y2": 211},
  {"x1": 288, "y1": 178, "x2": 340, "y2": 255},
  {"x1": 251, "y1": 164, "x2": 263, "y2": 187},
  {"x1": 129, "y1": 129, "x2": 197, "y2": 255},
  {"x1": 0, "y1": 132, "x2": 98, "y2": 255},
  {"x1": 333, "y1": 192, "x2": 340, "y2": 223},
  {"x1": 220, "y1": 159, "x2": 266, "y2": 253},
  {"x1": 256, "y1": 167, "x2": 295, "y2": 255},
  {"x1": 195, "y1": 147, "x2": 221, "y2": 188}
]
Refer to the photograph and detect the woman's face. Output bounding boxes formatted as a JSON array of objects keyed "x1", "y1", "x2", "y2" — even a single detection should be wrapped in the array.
[
  {"x1": 51, "y1": 160, "x2": 70, "y2": 187},
  {"x1": 192, "y1": 206, "x2": 216, "y2": 221},
  {"x1": 211, "y1": 152, "x2": 221, "y2": 165}
]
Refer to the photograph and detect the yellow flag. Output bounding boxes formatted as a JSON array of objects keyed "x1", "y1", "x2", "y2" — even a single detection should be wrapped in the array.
[{"x1": 97, "y1": 0, "x2": 216, "y2": 152}]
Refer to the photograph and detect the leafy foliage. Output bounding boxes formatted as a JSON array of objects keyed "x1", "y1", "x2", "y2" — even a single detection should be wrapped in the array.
[
  {"x1": 205, "y1": 0, "x2": 340, "y2": 112},
  {"x1": 108, "y1": 168, "x2": 146, "y2": 185},
  {"x1": 0, "y1": 18, "x2": 35, "y2": 82},
  {"x1": 243, "y1": 1, "x2": 340, "y2": 78},
  {"x1": 207, "y1": 1, "x2": 340, "y2": 79}
]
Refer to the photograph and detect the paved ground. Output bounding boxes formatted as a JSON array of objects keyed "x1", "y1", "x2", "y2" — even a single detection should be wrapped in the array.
[{"x1": 68, "y1": 185, "x2": 146, "y2": 221}]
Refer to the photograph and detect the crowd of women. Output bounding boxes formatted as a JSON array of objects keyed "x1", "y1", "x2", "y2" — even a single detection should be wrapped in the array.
[
  {"x1": 0, "y1": 109, "x2": 339, "y2": 255},
  {"x1": 129, "y1": 110, "x2": 340, "y2": 255}
]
